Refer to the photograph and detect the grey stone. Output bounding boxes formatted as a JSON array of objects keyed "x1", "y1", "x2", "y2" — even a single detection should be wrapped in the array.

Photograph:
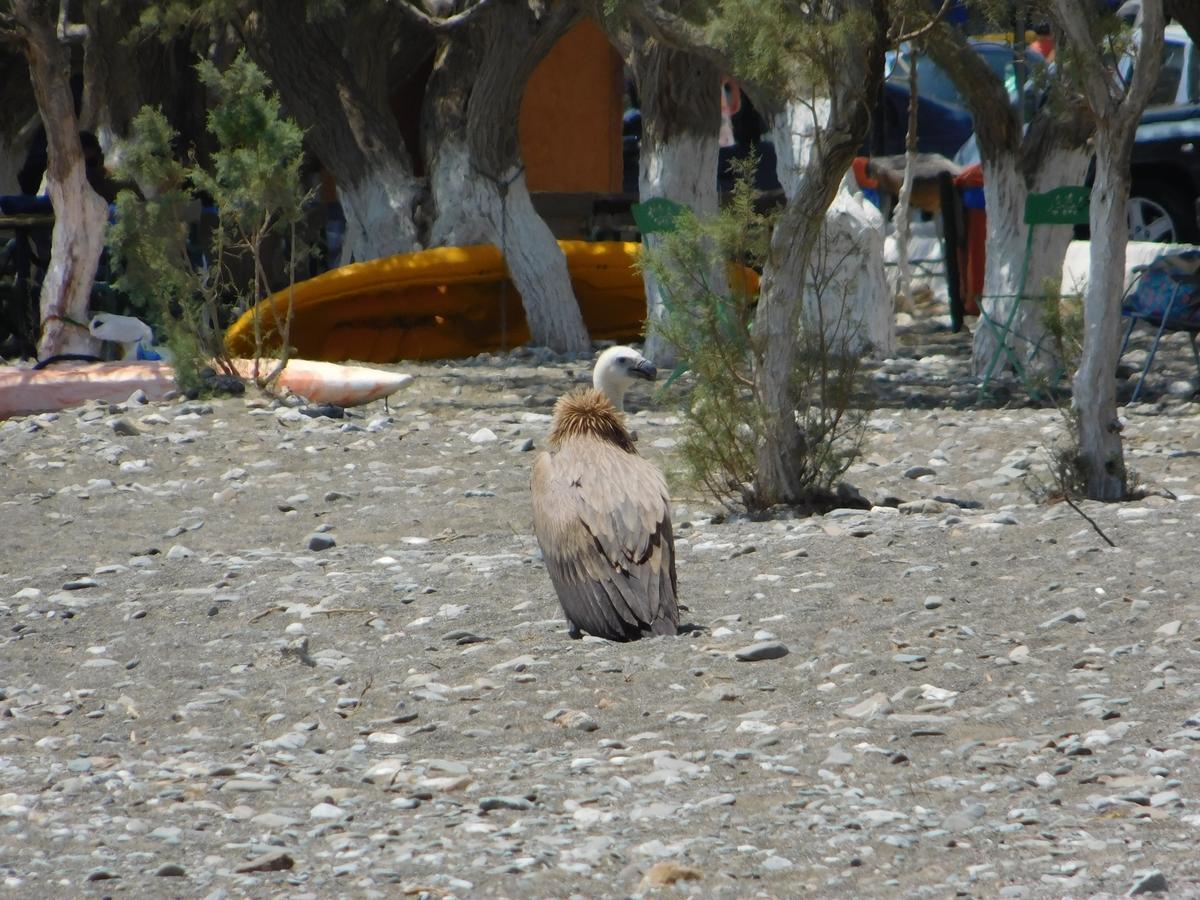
[
  {"x1": 308, "y1": 533, "x2": 336, "y2": 551},
  {"x1": 1128, "y1": 871, "x2": 1169, "y2": 895},
  {"x1": 1040, "y1": 607, "x2": 1087, "y2": 629},
  {"x1": 733, "y1": 641, "x2": 790, "y2": 662},
  {"x1": 479, "y1": 796, "x2": 534, "y2": 812}
]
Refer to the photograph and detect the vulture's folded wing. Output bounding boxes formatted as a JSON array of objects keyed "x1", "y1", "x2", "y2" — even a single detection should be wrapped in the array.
[{"x1": 532, "y1": 439, "x2": 677, "y2": 639}]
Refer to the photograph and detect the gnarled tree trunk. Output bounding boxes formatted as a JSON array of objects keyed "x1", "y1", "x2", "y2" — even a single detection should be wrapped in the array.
[
  {"x1": 769, "y1": 88, "x2": 893, "y2": 362},
  {"x1": 753, "y1": 0, "x2": 887, "y2": 505},
  {"x1": 629, "y1": 36, "x2": 721, "y2": 367},
  {"x1": 970, "y1": 145, "x2": 1091, "y2": 376},
  {"x1": 423, "y1": 2, "x2": 590, "y2": 354},
  {"x1": 240, "y1": 0, "x2": 424, "y2": 262},
  {"x1": 12, "y1": 0, "x2": 105, "y2": 359},
  {"x1": 1055, "y1": 0, "x2": 1165, "y2": 500},
  {"x1": 927, "y1": 21, "x2": 1093, "y2": 382},
  {"x1": 80, "y1": 0, "x2": 207, "y2": 171}
]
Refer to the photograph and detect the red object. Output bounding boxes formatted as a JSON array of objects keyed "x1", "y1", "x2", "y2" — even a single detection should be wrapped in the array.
[
  {"x1": 953, "y1": 164, "x2": 985, "y2": 316},
  {"x1": 851, "y1": 156, "x2": 878, "y2": 190}
]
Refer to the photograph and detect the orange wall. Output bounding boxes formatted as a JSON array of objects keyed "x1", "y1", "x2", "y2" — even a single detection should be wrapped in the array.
[{"x1": 520, "y1": 18, "x2": 624, "y2": 194}]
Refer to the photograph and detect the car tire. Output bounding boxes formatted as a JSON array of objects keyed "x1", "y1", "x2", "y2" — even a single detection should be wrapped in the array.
[{"x1": 1127, "y1": 180, "x2": 1199, "y2": 244}]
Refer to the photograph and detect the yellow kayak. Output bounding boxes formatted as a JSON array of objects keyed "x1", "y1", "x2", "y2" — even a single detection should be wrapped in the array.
[{"x1": 225, "y1": 240, "x2": 759, "y2": 363}]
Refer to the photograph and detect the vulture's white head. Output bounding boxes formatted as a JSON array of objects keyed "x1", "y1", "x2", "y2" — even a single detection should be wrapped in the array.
[{"x1": 593, "y1": 345, "x2": 657, "y2": 412}]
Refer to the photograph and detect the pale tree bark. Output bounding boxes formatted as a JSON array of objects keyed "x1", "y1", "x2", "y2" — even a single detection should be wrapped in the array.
[
  {"x1": 1054, "y1": 0, "x2": 1165, "y2": 501},
  {"x1": 771, "y1": 92, "x2": 894, "y2": 361},
  {"x1": 626, "y1": 32, "x2": 721, "y2": 367},
  {"x1": 9, "y1": 0, "x2": 106, "y2": 359},
  {"x1": 753, "y1": 0, "x2": 888, "y2": 504},
  {"x1": 893, "y1": 47, "x2": 920, "y2": 308},
  {"x1": 926, "y1": 21, "x2": 1093, "y2": 380},
  {"x1": 238, "y1": 0, "x2": 425, "y2": 262},
  {"x1": 423, "y1": 0, "x2": 590, "y2": 354}
]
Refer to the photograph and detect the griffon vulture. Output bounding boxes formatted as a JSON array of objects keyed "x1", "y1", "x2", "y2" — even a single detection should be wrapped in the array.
[{"x1": 531, "y1": 346, "x2": 679, "y2": 641}]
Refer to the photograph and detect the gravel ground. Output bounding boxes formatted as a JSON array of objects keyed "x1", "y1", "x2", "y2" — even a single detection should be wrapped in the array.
[{"x1": 3, "y1": 310, "x2": 1200, "y2": 899}]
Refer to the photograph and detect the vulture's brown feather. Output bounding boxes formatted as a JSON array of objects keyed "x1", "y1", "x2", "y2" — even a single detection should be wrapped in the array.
[{"x1": 532, "y1": 388, "x2": 678, "y2": 641}]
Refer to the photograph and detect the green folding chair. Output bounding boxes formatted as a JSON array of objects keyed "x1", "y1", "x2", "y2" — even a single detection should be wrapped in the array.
[
  {"x1": 978, "y1": 185, "x2": 1091, "y2": 395},
  {"x1": 631, "y1": 196, "x2": 687, "y2": 236}
]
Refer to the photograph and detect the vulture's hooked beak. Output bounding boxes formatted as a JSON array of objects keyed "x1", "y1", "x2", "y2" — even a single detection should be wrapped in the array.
[{"x1": 631, "y1": 358, "x2": 657, "y2": 381}]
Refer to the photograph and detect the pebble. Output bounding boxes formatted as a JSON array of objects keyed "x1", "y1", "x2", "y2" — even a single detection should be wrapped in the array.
[
  {"x1": 235, "y1": 850, "x2": 295, "y2": 873},
  {"x1": 469, "y1": 427, "x2": 498, "y2": 443},
  {"x1": 1040, "y1": 607, "x2": 1087, "y2": 628},
  {"x1": 307, "y1": 533, "x2": 336, "y2": 551},
  {"x1": 5, "y1": 341, "x2": 1200, "y2": 897},
  {"x1": 1128, "y1": 870, "x2": 1169, "y2": 895},
  {"x1": 733, "y1": 641, "x2": 790, "y2": 661},
  {"x1": 309, "y1": 802, "x2": 344, "y2": 820},
  {"x1": 479, "y1": 796, "x2": 534, "y2": 812}
]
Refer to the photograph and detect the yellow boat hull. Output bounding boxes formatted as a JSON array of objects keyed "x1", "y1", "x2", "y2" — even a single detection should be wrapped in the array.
[{"x1": 225, "y1": 240, "x2": 758, "y2": 363}]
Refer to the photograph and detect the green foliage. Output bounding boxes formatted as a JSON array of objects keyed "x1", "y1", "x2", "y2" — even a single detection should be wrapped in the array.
[
  {"x1": 108, "y1": 51, "x2": 311, "y2": 394},
  {"x1": 707, "y1": 0, "x2": 877, "y2": 103},
  {"x1": 643, "y1": 160, "x2": 768, "y2": 508},
  {"x1": 1040, "y1": 277, "x2": 1083, "y2": 375},
  {"x1": 193, "y1": 53, "x2": 308, "y2": 303},
  {"x1": 109, "y1": 107, "x2": 212, "y2": 392},
  {"x1": 645, "y1": 156, "x2": 868, "y2": 512}
]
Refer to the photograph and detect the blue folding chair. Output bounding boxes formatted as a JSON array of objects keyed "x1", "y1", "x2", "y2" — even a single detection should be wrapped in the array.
[{"x1": 1118, "y1": 249, "x2": 1200, "y2": 402}]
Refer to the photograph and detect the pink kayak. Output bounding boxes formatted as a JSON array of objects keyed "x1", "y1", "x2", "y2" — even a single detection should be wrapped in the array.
[{"x1": 0, "y1": 358, "x2": 413, "y2": 419}]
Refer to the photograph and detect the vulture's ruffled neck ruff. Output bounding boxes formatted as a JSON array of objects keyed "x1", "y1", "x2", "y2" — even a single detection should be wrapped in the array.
[{"x1": 548, "y1": 388, "x2": 636, "y2": 453}]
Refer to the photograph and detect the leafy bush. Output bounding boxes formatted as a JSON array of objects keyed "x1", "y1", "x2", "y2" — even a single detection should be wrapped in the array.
[
  {"x1": 644, "y1": 157, "x2": 869, "y2": 512},
  {"x1": 108, "y1": 51, "x2": 310, "y2": 394}
]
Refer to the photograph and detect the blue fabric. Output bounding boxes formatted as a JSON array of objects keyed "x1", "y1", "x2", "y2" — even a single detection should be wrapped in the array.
[
  {"x1": 961, "y1": 187, "x2": 985, "y2": 210},
  {"x1": 135, "y1": 343, "x2": 163, "y2": 361},
  {"x1": 0, "y1": 194, "x2": 52, "y2": 215},
  {"x1": 1123, "y1": 250, "x2": 1200, "y2": 331}
]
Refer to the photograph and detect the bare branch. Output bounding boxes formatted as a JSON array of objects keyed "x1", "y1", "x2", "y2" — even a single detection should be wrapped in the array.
[
  {"x1": 1053, "y1": 0, "x2": 1165, "y2": 121},
  {"x1": 891, "y1": 0, "x2": 952, "y2": 45},
  {"x1": 607, "y1": 0, "x2": 733, "y2": 75},
  {"x1": 1117, "y1": 0, "x2": 1165, "y2": 126},
  {"x1": 924, "y1": 19, "x2": 1021, "y2": 157},
  {"x1": 57, "y1": 0, "x2": 87, "y2": 43},
  {"x1": 386, "y1": 0, "x2": 499, "y2": 33},
  {"x1": 1061, "y1": 490, "x2": 1117, "y2": 546}
]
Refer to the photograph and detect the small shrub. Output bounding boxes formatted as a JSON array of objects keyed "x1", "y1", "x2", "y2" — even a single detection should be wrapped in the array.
[
  {"x1": 644, "y1": 156, "x2": 869, "y2": 513},
  {"x1": 108, "y1": 51, "x2": 310, "y2": 394}
]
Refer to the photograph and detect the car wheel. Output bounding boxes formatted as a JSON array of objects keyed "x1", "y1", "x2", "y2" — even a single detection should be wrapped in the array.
[{"x1": 1126, "y1": 182, "x2": 1199, "y2": 244}]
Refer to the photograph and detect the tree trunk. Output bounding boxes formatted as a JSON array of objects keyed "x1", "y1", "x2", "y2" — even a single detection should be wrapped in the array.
[
  {"x1": 1056, "y1": 0, "x2": 1165, "y2": 500},
  {"x1": 771, "y1": 99, "x2": 894, "y2": 360},
  {"x1": 926, "y1": 21, "x2": 1093, "y2": 382},
  {"x1": 894, "y1": 48, "x2": 920, "y2": 308},
  {"x1": 12, "y1": 0, "x2": 106, "y2": 359},
  {"x1": 1073, "y1": 146, "x2": 1131, "y2": 500},
  {"x1": 423, "y1": 1, "x2": 590, "y2": 354},
  {"x1": 753, "y1": 0, "x2": 887, "y2": 505},
  {"x1": 240, "y1": 0, "x2": 423, "y2": 261},
  {"x1": 630, "y1": 37, "x2": 721, "y2": 366},
  {"x1": 1165, "y1": 0, "x2": 1200, "y2": 48},
  {"x1": 969, "y1": 148, "x2": 1090, "y2": 376},
  {"x1": 81, "y1": 0, "x2": 208, "y2": 171}
]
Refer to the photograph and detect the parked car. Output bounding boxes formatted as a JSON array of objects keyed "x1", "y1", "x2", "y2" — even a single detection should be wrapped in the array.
[
  {"x1": 1125, "y1": 24, "x2": 1200, "y2": 243},
  {"x1": 874, "y1": 41, "x2": 1047, "y2": 158},
  {"x1": 953, "y1": 25, "x2": 1200, "y2": 244}
]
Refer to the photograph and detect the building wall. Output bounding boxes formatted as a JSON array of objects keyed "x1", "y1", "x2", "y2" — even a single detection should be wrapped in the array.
[{"x1": 519, "y1": 18, "x2": 624, "y2": 194}]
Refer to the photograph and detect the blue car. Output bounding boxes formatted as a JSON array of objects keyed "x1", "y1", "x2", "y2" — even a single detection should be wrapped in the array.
[{"x1": 874, "y1": 42, "x2": 1047, "y2": 158}]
